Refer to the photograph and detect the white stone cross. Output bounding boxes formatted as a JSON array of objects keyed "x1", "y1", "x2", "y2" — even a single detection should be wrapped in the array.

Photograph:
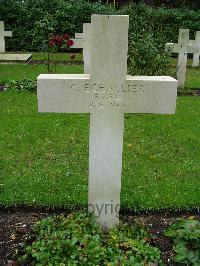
[
  {"x1": 71, "y1": 23, "x2": 91, "y2": 74},
  {"x1": 0, "y1": 21, "x2": 12, "y2": 53},
  {"x1": 166, "y1": 29, "x2": 200, "y2": 88},
  {"x1": 38, "y1": 15, "x2": 177, "y2": 229},
  {"x1": 191, "y1": 31, "x2": 200, "y2": 67}
]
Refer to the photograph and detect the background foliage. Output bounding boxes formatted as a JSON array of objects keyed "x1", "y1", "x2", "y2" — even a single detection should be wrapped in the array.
[
  {"x1": 1, "y1": 0, "x2": 200, "y2": 52},
  {"x1": 1, "y1": 0, "x2": 200, "y2": 76},
  {"x1": 0, "y1": 0, "x2": 115, "y2": 51},
  {"x1": 99, "y1": 0, "x2": 200, "y2": 9},
  {"x1": 118, "y1": 4, "x2": 200, "y2": 75}
]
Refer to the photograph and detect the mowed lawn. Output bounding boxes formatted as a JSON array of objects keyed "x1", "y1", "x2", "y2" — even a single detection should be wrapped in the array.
[
  {"x1": 3, "y1": 51, "x2": 83, "y2": 61},
  {"x1": 0, "y1": 64, "x2": 83, "y2": 83},
  {"x1": 0, "y1": 89, "x2": 199, "y2": 210},
  {"x1": 0, "y1": 55, "x2": 199, "y2": 88}
]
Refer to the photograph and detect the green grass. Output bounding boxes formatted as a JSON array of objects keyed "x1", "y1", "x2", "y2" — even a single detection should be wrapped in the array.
[
  {"x1": 169, "y1": 58, "x2": 196, "y2": 68},
  {"x1": 185, "y1": 68, "x2": 200, "y2": 88},
  {"x1": 1, "y1": 51, "x2": 83, "y2": 61},
  {"x1": 0, "y1": 91, "x2": 199, "y2": 210},
  {"x1": 0, "y1": 61, "x2": 199, "y2": 88},
  {"x1": 168, "y1": 58, "x2": 200, "y2": 88},
  {"x1": 31, "y1": 52, "x2": 83, "y2": 61},
  {"x1": 0, "y1": 64, "x2": 83, "y2": 83}
]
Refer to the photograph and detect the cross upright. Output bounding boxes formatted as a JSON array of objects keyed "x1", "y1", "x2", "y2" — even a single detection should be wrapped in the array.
[
  {"x1": 191, "y1": 31, "x2": 200, "y2": 67},
  {"x1": 38, "y1": 15, "x2": 177, "y2": 229},
  {"x1": 166, "y1": 29, "x2": 200, "y2": 88},
  {"x1": 0, "y1": 21, "x2": 12, "y2": 53},
  {"x1": 71, "y1": 23, "x2": 91, "y2": 74}
]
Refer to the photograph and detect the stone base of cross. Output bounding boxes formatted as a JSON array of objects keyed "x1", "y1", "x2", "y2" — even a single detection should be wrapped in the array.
[
  {"x1": 38, "y1": 15, "x2": 177, "y2": 229},
  {"x1": 0, "y1": 21, "x2": 12, "y2": 53}
]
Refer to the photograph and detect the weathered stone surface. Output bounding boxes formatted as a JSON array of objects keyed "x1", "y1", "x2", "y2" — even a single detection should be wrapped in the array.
[
  {"x1": 38, "y1": 74, "x2": 177, "y2": 114},
  {"x1": 166, "y1": 29, "x2": 200, "y2": 88},
  {"x1": 0, "y1": 53, "x2": 32, "y2": 63},
  {"x1": 0, "y1": 21, "x2": 12, "y2": 53},
  {"x1": 191, "y1": 31, "x2": 200, "y2": 67},
  {"x1": 38, "y1": 15, "x2": 177, "y2": 228},
  {"x1": 72, "y1": 23, "x2": 91, "y2": 73}
]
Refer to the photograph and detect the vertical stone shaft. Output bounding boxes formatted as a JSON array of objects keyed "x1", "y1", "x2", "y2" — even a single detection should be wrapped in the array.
[
  {"x1": 192, "y1": 31, "x2": 200, "y2": 67},
  {"x1": 177, "y1": 29, "x2": 189, "y2": 88},
  {"x1": 88, "y1": 15, "x2": 129, "y2": 228}
]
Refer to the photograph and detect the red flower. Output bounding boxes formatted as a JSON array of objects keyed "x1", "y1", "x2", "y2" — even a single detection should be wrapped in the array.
[
  {"x1": 49, "y1": 40, "x2": 55, "y2": 47},
  {"x1": 67, "y1": 39, "x2": 74, "y2": 47},
  {"x1": 56, "y1": 35, "x2": 63, "y2": 46},
  {"x1": 64, "y1": 33, "x2": 69, "y2": 40},
  {"x1": 49, "y1": 33, "x2": 73, "y2": 48}
]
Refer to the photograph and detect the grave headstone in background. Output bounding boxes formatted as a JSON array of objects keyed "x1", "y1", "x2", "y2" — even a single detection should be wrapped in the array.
[
  {"x1": 72, "y1": 23, "x2": 91, "y2": 73},
  {"x1": 166, "y1": 29, "x2": 200, "y2": 88},
  {"x1": 191, "y1": 31, "x2": 200, "y2": 67},
  {"x1": 0, "y1": 21, "x2": 32, "y2": 64},
  {"x1": 0, "y1": 21, "x2": 12, "y2": 53},
  {"x1": 0, "y1": 53, "x2": 32, "y2": 64},
  {"x1": 38, "y1": 15, "x2": 177, "y2": 228}
]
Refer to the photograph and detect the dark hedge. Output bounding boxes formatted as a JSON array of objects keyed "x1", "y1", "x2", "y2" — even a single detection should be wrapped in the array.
[{"x1": 0, "y1": 0, "x2": 199, "y2": 52}]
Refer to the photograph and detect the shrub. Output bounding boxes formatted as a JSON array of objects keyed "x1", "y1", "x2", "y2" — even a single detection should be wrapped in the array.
[
  {"x1": 19, "y1": 212, "x2": 162, "y2": 265},
  {"x1": 165, "y1": 218, "x2": 200, "y2": 265},
  {"x1": 1, "y1": 1, "x2": 200, "y2": 76},
  {"x1": 1, "y1": 1, "x2": 200, "y2": 52},
  {"x1": 0, "y1": 0, "x2": 115, "y2": 51},
  {"x1": 6, "y1": 78, "x2": 37, "y2": 93},
  {"x1": 128, "y1": 33, "x2": 170, "y2": 76},
  {"x1": 118, "y1": 4, "x2": 200, "y2": 44},
  {"x1": 118, "y1": 3, "x2": 200, "y2": 75}
]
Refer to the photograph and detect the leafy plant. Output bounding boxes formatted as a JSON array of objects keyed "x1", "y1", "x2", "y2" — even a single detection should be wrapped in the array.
[
  {"x1": 1, "y1": 1, "x2": 200, "y2": 52},
  {"x1": 19, "y1": 212, "x2": 162, "y2": 265},
  {"x1": 46, "y1": 33, "x2": 74, "y2": 73},
  {"x1": 178, "y1": 86, "x2": 194, "y2": 96},
  {"x1": 6, "y1": 78, "x2": 37, "y2": 93},
  {"x1": 0, "y1": 0, "x2": 115, "y2": 51},
  {"x1": 128, "y1": 33, "x2": 170, "y2": 76},
  {"x1": 165, "y1": 218, "x2": 200, "y2": 265},
  {"x1": 118, "y1": 3, "x2": 200, "y2": 76}
]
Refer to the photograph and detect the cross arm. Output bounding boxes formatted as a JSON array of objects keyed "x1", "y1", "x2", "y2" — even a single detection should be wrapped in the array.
[
  {"x1": 37, "y1": 74, "x2": 91, "y2": 113},
  {"x1": 125, "y1": 76, "x2": 177, "y2": 114},
  {"x1": 38, "y1": 74, "x2": 177, "y2": 115},
  {"x1": 165, "y1": 42, "x2": 200, "y2": 54},
  {"x1": 165, "y1": 43, "x2": 182, "y2": 53},
  {"x1": 5, "y1": 31, "x2": 12, "y2": 37},
  {"x1": 187, "y1": 43, "x2": 200, "y2": 53},
  {"x1": 75, "y1": 33, "x2": 83, "y2": 39},
  {"x1": 71, "y1": 38, "x2": 85, "y2": 48}
]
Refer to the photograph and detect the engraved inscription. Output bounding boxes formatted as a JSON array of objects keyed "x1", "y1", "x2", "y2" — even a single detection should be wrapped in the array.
[
  {"x1": 70, "y1": 83, "x2": 144, "y2": 109},
  {"x1": 71, "y1": 83, "x2": 144, "y2": 93}
]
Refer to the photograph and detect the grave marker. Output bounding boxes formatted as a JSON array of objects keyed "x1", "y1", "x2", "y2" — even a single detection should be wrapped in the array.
[
  {"x1": 166, "y1": 29, "x2": 200, "y2": 88},
  {"x1": 191, "y1": 31, "x2": 200, "y2": 67},
  {"x1": 0, "y1": 53, "x2": 32, "y2": 64},
  {"x1": 72, "y1": 23, "x2": 91, "y2": 73},
  {"x1": 0, "y1": 21, "x2": 12, "y2": 53},
  {"x1": 38, "y1": 15, "x2": 177, "y2": 228}
]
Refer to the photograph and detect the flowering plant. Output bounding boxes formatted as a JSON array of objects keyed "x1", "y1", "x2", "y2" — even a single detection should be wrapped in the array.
[
  {"x1": 46, "y1": 33, "x2": 74, "y2": 73},
  {"x1": 49, "y1": 33, "x2": 74, "y2": 49}
]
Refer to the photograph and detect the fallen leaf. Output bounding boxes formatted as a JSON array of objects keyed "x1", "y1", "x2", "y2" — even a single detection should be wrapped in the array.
[{"x1": 10, "y1": 234, "x2": 16, "y2": 240}]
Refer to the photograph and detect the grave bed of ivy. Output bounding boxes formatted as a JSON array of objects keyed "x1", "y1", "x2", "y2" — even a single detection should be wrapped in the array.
[{"x1": 0, "y1": 208, "x2": 199, "y2": 266}]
